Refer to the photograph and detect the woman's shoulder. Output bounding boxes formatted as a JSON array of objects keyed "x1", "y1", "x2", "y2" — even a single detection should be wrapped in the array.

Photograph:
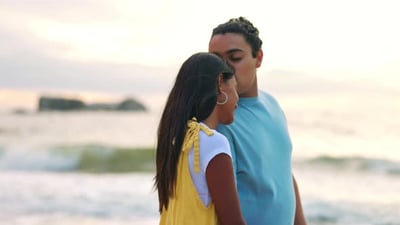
[
  {"x1": 200, "y1": 129, "x2": 230, "y2": 149},
  {"x1": 201, "y1": 129, "x2": 228, "y2": 142}
]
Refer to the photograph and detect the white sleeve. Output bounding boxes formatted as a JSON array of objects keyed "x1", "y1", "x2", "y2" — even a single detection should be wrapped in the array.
[
  {"x1": 199, "y1": 131, "x2": 232, "y2": 173},
  {"x1": 188, "y1": 130, "x2": 232, "y2": 206}
]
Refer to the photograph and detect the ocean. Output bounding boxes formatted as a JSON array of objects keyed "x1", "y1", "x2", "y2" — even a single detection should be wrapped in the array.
[{"x1": 1, "y1": 85, "x2": 400, "y2": 225}]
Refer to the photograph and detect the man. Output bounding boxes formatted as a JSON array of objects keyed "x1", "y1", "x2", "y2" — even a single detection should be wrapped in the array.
[{"x1": 209, "y1": 17, "x2": 307, "y2": 225}]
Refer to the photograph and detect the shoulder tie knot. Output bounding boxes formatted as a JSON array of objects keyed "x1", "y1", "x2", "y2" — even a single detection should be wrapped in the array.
[{"x1": 182, "y1": 117, "x2": 214, "y2": 173}]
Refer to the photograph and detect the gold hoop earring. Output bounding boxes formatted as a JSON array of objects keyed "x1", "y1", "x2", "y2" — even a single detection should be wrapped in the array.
[{"x1": 217, "y1": 91, "x2": 228, "y2": 105}]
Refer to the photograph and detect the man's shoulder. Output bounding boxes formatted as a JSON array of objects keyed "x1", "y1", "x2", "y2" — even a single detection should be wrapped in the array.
[
  {"x1": 258, "y1": 90, "x2": 283, "y2": 109},
  {"x1": 259, "y1": 90, "x2": 278, "y2": 102}
]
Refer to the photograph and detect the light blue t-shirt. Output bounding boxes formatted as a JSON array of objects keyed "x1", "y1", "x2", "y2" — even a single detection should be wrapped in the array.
[{"x1": 217, "y1": 91, "x2": 295, "y2": 225}]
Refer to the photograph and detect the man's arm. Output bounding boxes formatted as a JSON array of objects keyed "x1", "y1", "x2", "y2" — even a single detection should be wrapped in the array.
[{"x1": 293, "y1": 175, "x2": 307, "y2": 225}]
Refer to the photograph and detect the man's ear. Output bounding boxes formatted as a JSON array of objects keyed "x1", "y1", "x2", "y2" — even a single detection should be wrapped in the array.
[
  {"x1": 217, "y1": 74, "x2": 223, "y2": 93},
  {"x1": 256, "y1": 49, "x2": 263, "y2": 68}
]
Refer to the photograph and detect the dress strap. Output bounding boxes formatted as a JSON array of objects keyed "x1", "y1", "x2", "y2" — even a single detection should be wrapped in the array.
[{"x1": 182, "y1": 117, "x2": 214, "y2": 173}]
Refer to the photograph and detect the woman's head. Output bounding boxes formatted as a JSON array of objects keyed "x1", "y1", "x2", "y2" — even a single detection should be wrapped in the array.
[
  {"x1": 169, "y1": 52, "x2": 235, "y2": 122},
  {"x1": 155, "y1": 52, "x2": 236, "y2": 212}
]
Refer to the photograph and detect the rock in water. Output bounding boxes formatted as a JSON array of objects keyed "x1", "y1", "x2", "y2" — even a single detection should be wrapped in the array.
[{"x1": 38, "y1": 97, "x2": 85, "y2": 111}]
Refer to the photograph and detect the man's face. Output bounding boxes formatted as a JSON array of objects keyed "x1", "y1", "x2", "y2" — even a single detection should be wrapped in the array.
[{"x1": 209, "y1": 33, "x2": 262, "y2": 97}]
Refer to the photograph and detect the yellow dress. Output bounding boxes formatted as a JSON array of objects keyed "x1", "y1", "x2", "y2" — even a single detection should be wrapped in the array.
[{"x1": 160, "y1": 119, "x2": 219, "y2": 225}]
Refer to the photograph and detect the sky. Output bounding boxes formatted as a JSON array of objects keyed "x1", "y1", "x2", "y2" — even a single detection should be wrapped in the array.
[{"x1": 0, "y1": 0, "x2": 399, "y2": 108}]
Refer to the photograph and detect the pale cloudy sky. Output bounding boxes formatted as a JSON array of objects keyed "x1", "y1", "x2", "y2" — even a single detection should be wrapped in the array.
[{"x1": 0, "y1": 0, "x2": 399, "y2": 99}]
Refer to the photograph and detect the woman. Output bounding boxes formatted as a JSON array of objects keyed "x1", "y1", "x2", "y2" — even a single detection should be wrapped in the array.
[{"x1": 154, "y1": 52, "x2": 245, "y2": 225}]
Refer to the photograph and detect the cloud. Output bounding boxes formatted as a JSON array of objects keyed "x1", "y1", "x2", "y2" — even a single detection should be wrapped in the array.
[
  {"x1": 0, "y1": 0, "x2": 117, "y2": 23},
  {"x1": 0, "y1": 0, "x2": 180, "y2": 96},
  {"x1": 0, "y1": 24, "x2": 176, "y2": 95},
  {"x1": 1, "y1": 0, "x2": 399, "y2": 96}
]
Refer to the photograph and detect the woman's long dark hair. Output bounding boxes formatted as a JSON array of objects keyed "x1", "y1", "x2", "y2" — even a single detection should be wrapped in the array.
[{"x1": 154, "y1": 52, "x2": 234, "y2": 212}]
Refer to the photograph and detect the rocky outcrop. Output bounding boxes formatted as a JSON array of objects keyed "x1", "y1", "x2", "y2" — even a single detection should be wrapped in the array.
[
  {"x1": 38, "y1": 96, "x2": 147, "y2": 112},
  {"x1": 38, "y1": 97, "x2": 85, "y2": 111},
  {"x1": 116, "y1": 98, "x2": 146, "y2": 111}
]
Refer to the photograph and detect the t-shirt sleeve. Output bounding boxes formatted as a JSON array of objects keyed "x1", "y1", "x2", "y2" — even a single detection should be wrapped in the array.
[{"x1": 199, "y1": 131, "x2": 232, "y2": 173}]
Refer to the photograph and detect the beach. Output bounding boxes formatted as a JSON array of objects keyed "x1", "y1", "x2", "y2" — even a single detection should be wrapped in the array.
[
  {"x1": 1, "y1": 87, "x2": 400, "y2": 225},
  {"x1": 1, "y1": 1, "x2": 400, "y2": 224}
]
